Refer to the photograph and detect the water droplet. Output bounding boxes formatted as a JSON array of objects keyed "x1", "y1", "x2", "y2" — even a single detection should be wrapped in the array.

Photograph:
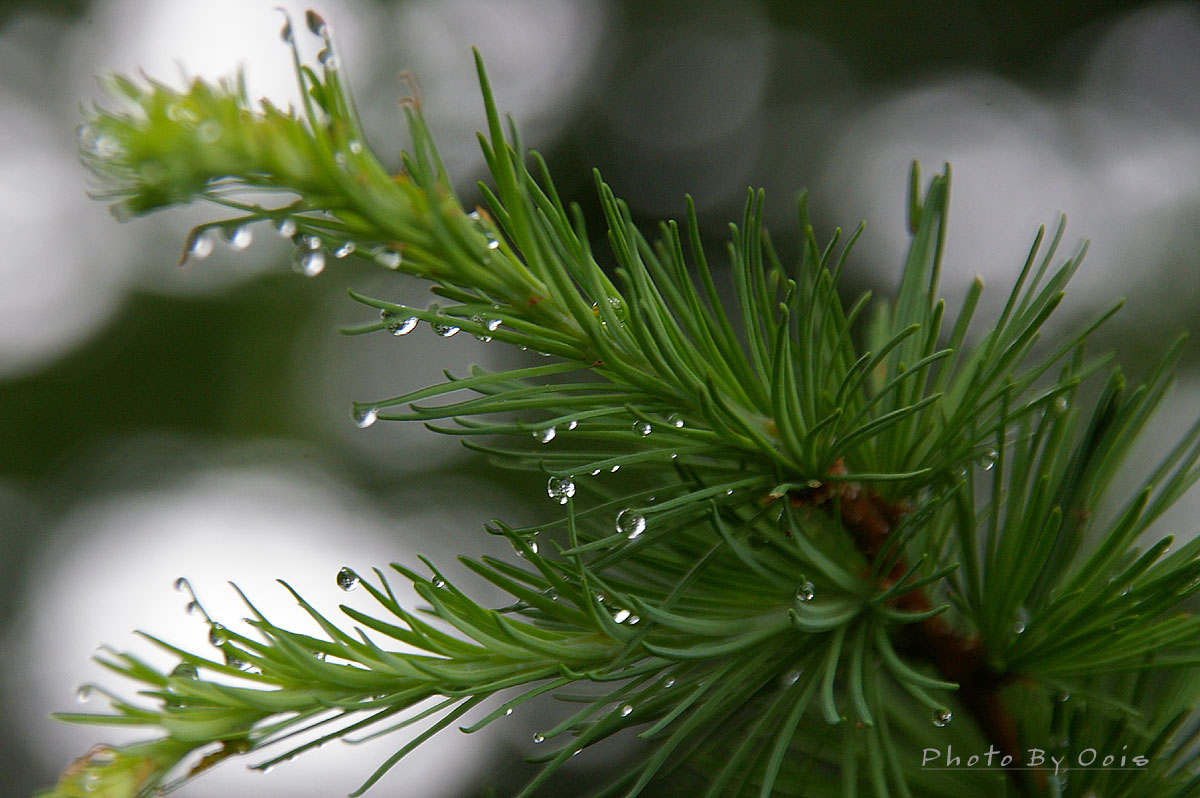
[
  {"x1": 613, "y1": 608, "x2": 631, "y2": 623},
  {"x1": 280, "y1": 18, "x2": 294, "y2": 44},
  {"x1": 980, "y1": 448, "x2": 999, "y2": 471},
  {"x1": 504, "y1": 707, "x2": 513, "y2": 716},
  {"x1": 566, "y1": 420, "x2": 578, "y2": 431},
  {"x1": 932, "y1": 708, "x2": 952, "y2": 727},
  {"x1": 189, "y1": 230, "x2": 215, "y2": 260},
  {"x1": 664, "y1": 677, "x2": 676, "y2": 688},
  {"x1": 293, "y1": 248, "x2": 325, "y2": 277},
  {"x1": 591, "y1": 469, "x2": 601, "y2": 476},
  {"x1": 617, "y1": 509, "x2": 646, "y2": 540},
  {"x1": 381, "y1": 311, "x2": 418, "y2": 336},
  {"x1": 352, "y1": 406, "x2": 378, "y2": 429},
  {"x1": 1053, "y1": 395, "x2": 1069, "y2": 412},
  {"x1": 372, "y1": 247, "x2": 402, "y2": 269},
  {"x1": 224, "y1": 649, "x2": 248, "y2": 670},
  {"x1": 224, "y1": 225, "x2": 252, "y2": 250},
  {"x1": 304, "y1": 9, "x2": 327, "y2": 35},
  {"x1": 1012, "y1": 607, "x2": 1029, "y2": 635},
  {"x1": 633, "y1": 421, "x2": 652, "y2": 437},
  {"x1": 75, "y1": 685, "x2": 93, "y2": 703},
  {"x1": 485, "y1": 317, "x2": 502, "y2": 331},
  {"x1": 725, "y1": 489, "x2": 734, "y2": 496},
  {"x1": 431, "y1": 321, "x2": 460, "y2": 338},
  {"x1": 348, "y1": 140, "x2": 364, "y2": 155},
  {"x1": 513, "y1": 536, "x2": 539, "y2": 558},
  {"x1": 628, "y1": 615, "x2": 640, "y2": 624},
  {"x1": 334, "y1": 241, "x2": 356, "y2": 258},
  {"x1": 209, "y1": 624, "x2": 227, "y2": 647},
  {"x1": 610, "y1": 465, "x2": 620, "y2": 473},
  {"x1": 336, "y1": 567, "x2": 360, "y2": 592},
  {"x1": 547, "y1": 476, "x2": 576, "y2": 505},
  {"x1": 87, "y1": 746, "x2": 118, "y2": 766},
  {"x1": 532, "y1": 732, "x2": 545, "y2": 744},
  {"x1": 82, "y1": 771, "x2": 100, "y2": 792},
  {"x1": 197, "y1": 120, "x2": 221, "y2": 143},
  {"x1": 780, "y1": 669, "x2": 801, "y2": 688},
  {"x1": 431, "y1": 577, "x2": 446, "y2": 589},
  {"x1": 484, "y1": 232, "x2": 500, "y2": 250},
  {"x1": 667, "y1": 413, "x2": 685, "y2": 428},
  {"x1": 320, "y1": 50, "x2": 342, "y2": 71},
  {"x1": 170, "y1": 663, "x2": 198, "y2": 679},
  {"x1": 795, "y1": 580, "x2": 816, "y2": 602},
  {"x1": 535, "y1": 426, "x2": 556, "y2": 444},
  {"x1": 1057, "y1": 690, "x2": 1070, "y2": 702},
  {"x1": 275, "y1": 217, "x2": 297, "y2": 238}
]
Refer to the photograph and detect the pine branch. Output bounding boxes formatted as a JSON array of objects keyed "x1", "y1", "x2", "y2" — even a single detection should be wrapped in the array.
[{"x1": 45, "y1": 10, "x2": 1200, "y2": 798}]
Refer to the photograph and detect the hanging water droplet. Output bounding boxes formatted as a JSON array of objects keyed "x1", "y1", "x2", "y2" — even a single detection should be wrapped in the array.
[
  {"x1": 617, "y1": 509, "x2": 646, "y2": 540},
  {"x1": 613, "y1": 608, "x2": 631, "y2": 623},
  {"x1": 224, "y1": 648, "x2": 248, "y2": 670},
  {"x1": 484, "y1": 231, "x2": 500, "y2": 250},
  {"x1": 532, "y1": 732, "x2": 545, "y2": 744},
  {"x1": 431, "y1": 321, "x2": 460, "y2": 338},
  {"x1": 352, "y1": 406, "x2": 378, "y2": 429},
  {"x1": 980, "y1": 448, "x2": 999, "y2": 471},
  {"x1": 170, "y1": 662, "x2": 198, "y2": 680},
  {"x1": 780, "y1": 669, "x2": 801, "y2": 688},
  {"x1": 591, "y1": 468, "x2": 601, "y2": 476},
  {"x1": 224, "y1": 225, "x2": 253, "y2": 250},
  {"x1": 725, "y1": 488, "x2": 734, "y2": 496},
  {"x1": 465, "y1": 315, "x2": 492, "y2": 342},
  {"x1": 334, "y1": 241, "x2": 356, "y2": 258},
  {"x1": 535, "y1": 426, "x2": 556, "y2": 444},
  {"x1": 546, "y1": 476, "x2": 576, "y2": 505},
  {"x1": 513, "y1": 537, "x2": 539, "y2": 558},
  {"x1": 932, "y1": 708, "x2": 953, "y2": 727},
  {"x1": 209, "y1": 624, "x2": 227, "y2": 647},
  {"x1": 318, "y1": 49, "x2": 340, "y2": 71},
  {"x1": 431, "y1": 577, "x2": 446, "y2": 589},
  {"x1": 795, "y1": 580, "x2": 816, "y2": 603},
  {"x1": 87, "y1": 746, "x2": 118, "y2": 767},
  {"x1": 292, "y1": 248, "x2": 325, "y2": 277},
  {"x1": 75, "y1": 685, "x2": 93, "y2": 703},
  {"x1": 381, "y1": 311, "x2": 418, "y2": 336},
  {"x1": 633, "y1": 421, "x2": 652, "y2": 437},
  {"x1": 560, "y1": 420, "x2": 576, "y2": 433},
  {"x1": 189, "y1": 230, "x2": 215, "y2": 260},
  {"x1": 275, "y1": 217, "x2": 297, "y2": 237},
  {"x1": 667, "y1": 413, "x2": 685, "y2": 428},
  {"x1": 1057, "y1": 690, "x2": 1070, "y2": 703},
  {"x1": 305, "y1": 9, "x2": 327, "y2": 35},
  {"x1": 664, "y1": 677, "x2": 676, "y2": 688},
  {"x1": 336, "y1": 567, "x2": 360, "y2": 592},
  {"x1": 1053, "y1": 395, "x2": 1069, "y2": 412},
  {"x1": 1012, "y1": 607, "x2": 1029, "y2": 635},
  {"x1": 503, "y1": 707, "x2": 514, "y2": 716},
  {"x1": 485, "y1": 317, "x2": 502, "y2": 332},
  {"x1": 610, "y1": 465, "x2": 620, "y2": 473},
  {"x1": 372, "y1": 247, "x2": 402, "y2": 269},
  {"x1": 628, "y1": 615, "x2": 640, "y2": 624},
  {"x1": 348, "y1": 140, "x2": 364, "y2": 155}
]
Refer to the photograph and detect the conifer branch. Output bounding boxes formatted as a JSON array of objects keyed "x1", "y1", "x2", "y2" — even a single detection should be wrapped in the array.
[{"x1": 45, "y1": 10, "x2": 1200, "y2": 798}]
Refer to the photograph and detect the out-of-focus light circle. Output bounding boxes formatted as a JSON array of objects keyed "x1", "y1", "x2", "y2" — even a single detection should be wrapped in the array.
[
  {"x1": 378, "y1": 0, "x2": 608, "y2": 179},
  {"x1": 3, "y1": 465, "x2": 499, "y2": 797},
  {"x1": 0, "y1": 93, "x2": 128, "y2": 377}
]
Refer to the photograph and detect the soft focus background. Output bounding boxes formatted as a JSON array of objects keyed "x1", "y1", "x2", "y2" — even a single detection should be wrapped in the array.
[{"x1": 3, "y1": 1, "x2": 1200, "y2": 795}]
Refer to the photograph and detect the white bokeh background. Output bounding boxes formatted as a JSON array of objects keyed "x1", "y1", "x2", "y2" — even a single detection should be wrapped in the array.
[{"x1": 5, "y1": 0, "x2": 1200, "y2": 795}]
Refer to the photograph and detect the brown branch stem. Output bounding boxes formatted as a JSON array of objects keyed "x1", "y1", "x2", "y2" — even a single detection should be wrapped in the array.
[{"x1": 790, "y1": 475, "x2": 1036, "y2": 795}]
